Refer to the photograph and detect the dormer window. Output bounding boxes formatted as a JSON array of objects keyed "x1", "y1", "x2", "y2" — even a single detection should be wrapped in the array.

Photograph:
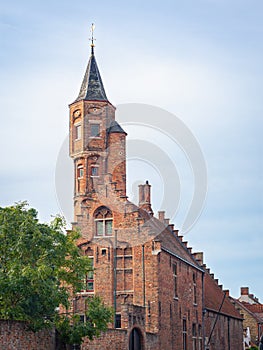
[{"x1": 94, "y1": 206, "x2": 113, "y2": 237}]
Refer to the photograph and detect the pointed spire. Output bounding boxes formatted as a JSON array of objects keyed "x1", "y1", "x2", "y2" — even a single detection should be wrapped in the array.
[{"x1": 75, "y1": 24, "x2": 108, "y2": 102}]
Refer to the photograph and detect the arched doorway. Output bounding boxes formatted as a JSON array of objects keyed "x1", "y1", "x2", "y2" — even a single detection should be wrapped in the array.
[{"x1": 129, "y1": 327, "x2": 143, "y2": 350}]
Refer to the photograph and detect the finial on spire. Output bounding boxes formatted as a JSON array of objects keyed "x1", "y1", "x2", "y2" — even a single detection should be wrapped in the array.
[{"x1": 90, "y1": 23, "x2": 96, "y2": 55}]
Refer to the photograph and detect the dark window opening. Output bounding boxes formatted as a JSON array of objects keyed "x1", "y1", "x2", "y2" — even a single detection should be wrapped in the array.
[{"x1": 115, "y1": 314, "x2": 121, "y2": 328}]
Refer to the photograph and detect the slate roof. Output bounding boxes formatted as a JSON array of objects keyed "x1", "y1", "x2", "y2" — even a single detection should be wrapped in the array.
[
  {"x1": 75, "y1": 52, "x2": 108, "y2": 102},
  {"x1": 107, "y1": 120, "x2": 127, "y2": 135}
]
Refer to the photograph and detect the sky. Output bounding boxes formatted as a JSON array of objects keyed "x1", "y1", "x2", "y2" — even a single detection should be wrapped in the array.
[{"x1": 0, "y1": 0, "x2": 262, "y2": 299}]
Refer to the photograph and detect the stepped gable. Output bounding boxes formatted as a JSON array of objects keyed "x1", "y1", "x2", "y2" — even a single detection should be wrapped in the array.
[{"x1": 137, "y1": 206, "x2": 202, "y2": 269}]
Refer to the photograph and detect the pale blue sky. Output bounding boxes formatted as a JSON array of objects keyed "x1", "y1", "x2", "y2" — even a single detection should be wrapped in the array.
[{"x1": 0, "y1": 0, "x2": 262, "y2": 299}]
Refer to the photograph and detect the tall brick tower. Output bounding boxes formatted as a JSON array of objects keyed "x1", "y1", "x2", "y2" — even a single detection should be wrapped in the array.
[{"x1": 69, "y1": 33, "x2": 127, "y2": 238}]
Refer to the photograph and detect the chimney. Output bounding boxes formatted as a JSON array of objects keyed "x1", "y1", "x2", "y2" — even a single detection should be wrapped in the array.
[
  {"x1": 193, "y1": 252, "x2": 203, "y2": 265},
  {"x1": 241, "y1": 287, "x2": 249, "y2": 296},
  {"x1": 224, "y1": 290, "x2": 230, "y2": 297},
  {"x1": 138, "y1": 181, "x2": 153, "y2": 216},
  {"x1": 158, "y1": 211, "x2": 165, "y2": 222}
]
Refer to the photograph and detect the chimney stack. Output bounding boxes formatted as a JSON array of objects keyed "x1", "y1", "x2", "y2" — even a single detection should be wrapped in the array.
[
  {"x1": 138, "y1": 181, "x2": 153, "y2": 216},
  {"x1": 241, "y1": 287, "x2": 249, "y2": 296}
]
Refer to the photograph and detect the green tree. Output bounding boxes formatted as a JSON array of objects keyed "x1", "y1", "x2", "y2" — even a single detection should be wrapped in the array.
[{"x1": 0, "y1": 202, "x2": 112, "y2": 344}]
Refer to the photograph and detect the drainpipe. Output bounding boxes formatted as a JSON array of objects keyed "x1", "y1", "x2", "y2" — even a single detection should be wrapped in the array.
[
  {"x1": 202, "y1": 272, "x2": 205, "y2": 350},
  {"x1": 227, "y1": 317, "x2": 230, "y2": 350},
  {"x1": 113, "y1": 229, "x2": 117, "y2": 327},
  {"x1": 142, "y1": 245, "x2": 146, "y2": 307},
  {"x1": 207, "y1": 292, "x2": 226, "y2": 346}
]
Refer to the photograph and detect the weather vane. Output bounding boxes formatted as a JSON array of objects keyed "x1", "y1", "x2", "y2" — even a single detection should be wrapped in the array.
[{"x1": 90, "y1": 23, "x2": 96, "y2": 54}]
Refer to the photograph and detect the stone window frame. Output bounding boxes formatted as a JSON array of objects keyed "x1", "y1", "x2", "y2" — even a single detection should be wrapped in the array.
[{"x1": 94, "y1": 206, "x2": 113, "y2": 237}]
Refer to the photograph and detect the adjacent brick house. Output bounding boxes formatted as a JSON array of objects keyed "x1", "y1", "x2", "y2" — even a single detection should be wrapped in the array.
[
  {"x1": 192, "y1": 254, "x2": 243, "y2": 350},
  {"x1": 68, "y1": 39, "x2": 243, "y2": 350},
  {"x1": 230, "y1": 287, "x2": 263, "y2": 347}
]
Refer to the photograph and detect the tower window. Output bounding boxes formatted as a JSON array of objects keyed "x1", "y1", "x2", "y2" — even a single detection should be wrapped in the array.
[
  {"x1": 77, "y1": 165, "x2": 84, "y2": 178},
  {"x1": 90, "y1": 124, "x2": 100, "y2": 137},
  {"x1": 75, "y1": 124, "x2": 81, "y2": 140},
  {"x1": 91, "y1": 166, "x2": 99, "y2": 177},
  {"x1": 94, "y1": 206, "x2": 113, "y2": 237}
]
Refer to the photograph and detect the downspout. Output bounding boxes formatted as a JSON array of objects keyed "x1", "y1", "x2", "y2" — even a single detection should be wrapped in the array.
[
  {"x1": 113, "y1": 229, "x2": 117, "y2": 327},
  {"x1": 142, "y1": 245, "x2": 146, "y2": 307},
  {"x1": 202, "y1": 272, "x2": 205, "y2": 350},
  {"x1": 227, "y1": 317, "x2": 230, "y2": 350},
  {"x1": 207, "y1": 292, "x2": 226, "y2": 346}
]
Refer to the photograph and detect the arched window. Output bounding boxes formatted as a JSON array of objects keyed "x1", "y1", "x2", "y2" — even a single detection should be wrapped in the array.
[{"x1": 94, "y1": 206, "x2": 113, "y2": 237}]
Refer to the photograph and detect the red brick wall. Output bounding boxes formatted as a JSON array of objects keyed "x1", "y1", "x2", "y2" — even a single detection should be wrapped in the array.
[
  {"x1": 81, "y1": 328, "x2": 159, "y2": 350},
  {"x1": 204, "y1": 311, "x2": 243, "y2": 350},
  {"x1": 0, "y1": 320, "x2": 55, "y2": 350},
  {"x1": 158, "y1": 250, "x2": 203, "y2": 350}
]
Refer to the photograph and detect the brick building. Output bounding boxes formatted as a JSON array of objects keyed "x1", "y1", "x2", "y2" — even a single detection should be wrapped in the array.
[
  {"x1": 230, "y1": 287, "x2": 263, "y2": 347},
  {"x1": 192, "y1": 254, "x2": 243, "y2": 350},
  {"x1": 68, "y1": 38, "x2": 243, "y2": 350}
]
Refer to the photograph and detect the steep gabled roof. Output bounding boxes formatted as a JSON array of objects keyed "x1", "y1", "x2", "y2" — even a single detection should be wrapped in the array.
[
  {"x1": 204, "y1": 273, "x2": 243, "y2": 319},
  {"x1": 75, "y1": 51, "x2": 108, "y2": 102}
]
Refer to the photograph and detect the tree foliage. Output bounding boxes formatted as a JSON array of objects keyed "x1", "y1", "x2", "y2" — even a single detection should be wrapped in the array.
[{"x1": 0, "y1": 202, "x2": 112, "y2": 343}]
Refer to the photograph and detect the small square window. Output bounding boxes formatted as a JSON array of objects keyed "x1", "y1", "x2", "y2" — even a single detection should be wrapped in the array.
[
  {"x1": 80, "y1": 315, "x2": 85, "y2": 323},
  {"x1": 87, "y1": 281, "x2": 94, "y2": 291},
  {"x1": 91, "y1": 124, "x2": 100, "y2": 137},
  {"x1": 101, "y1": 249, "x2": 107, "y2": 256},
  {"x1": 91, "y1": 166, "x2": 99, "y2": 177}
]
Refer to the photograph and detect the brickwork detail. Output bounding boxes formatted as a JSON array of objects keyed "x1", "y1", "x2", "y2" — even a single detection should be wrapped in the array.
[{"x1": 0, "y1": 320, "x2": 55, "y2": 350}]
